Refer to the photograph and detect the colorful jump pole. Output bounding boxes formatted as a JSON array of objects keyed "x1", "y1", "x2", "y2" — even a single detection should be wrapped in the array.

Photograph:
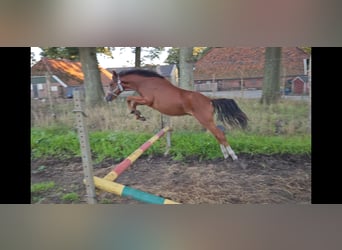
[
  {"x1": 104, "y1": 126, "x2": 171, "y2": 181},
  {"x1": 93, "y1": 176, "x2": 179, "y2": 204}
]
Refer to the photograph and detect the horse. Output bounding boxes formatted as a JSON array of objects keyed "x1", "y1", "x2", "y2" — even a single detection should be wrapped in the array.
[{"x1": 105, "y1": 69, "x2": 248, "y2": 160}]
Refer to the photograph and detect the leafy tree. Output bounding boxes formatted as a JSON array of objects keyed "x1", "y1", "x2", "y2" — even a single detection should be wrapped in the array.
[
  {"x1": 40, "y1": 47, "x2": 113, "y2": 61},
  {"x1": 40, "y1": 47, "x2": 113, "y2": 107},
  {"x1": 131, "y1": 47, "x2": 165, "y2": 67},
  {"x1": 144, "y1": 47, "x2": 164, "y2": 61},
  {"x1": 165, "y1": 47, "x2": 208, "y2": 66},
  {"x1": 31, "y1": 51, "x2": 37, "y2": 66},
  {"x1": 301, "y1": 47, "x2": 311, "y2": 54},
  {"x1": 40, "y1": 47, "x2": 80, "y2": 60},
  {"x1": 165, "y1": 47, "x2": 180, "y2": 65},
  {"x1": 260, "y1": 47, "x2": 282, "y2": 105},
  {"x1": 166, "y1": 47, "x2": 207, "y2": 90}
]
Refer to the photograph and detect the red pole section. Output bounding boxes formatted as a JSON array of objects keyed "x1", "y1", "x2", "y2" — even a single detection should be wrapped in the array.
[{"x1": 104, "y1": 126, "x2": 171, "y2": 181}]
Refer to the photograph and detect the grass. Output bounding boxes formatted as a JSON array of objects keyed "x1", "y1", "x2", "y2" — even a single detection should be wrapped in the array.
[
  {"x1": 31, "y1": 128, "x2": 311, "y2": 162},
  {"x1": 31, "y1": 98, "x2": 311, "y2": 135},
  {"x1": 30, "y1": 180, "x2": 81, "y2": 203},
  {"x1": 61, "y1": 192, "x2": 80, "y2": 202},
  {"x1": 31, "y1": 181, "x2": 55, "y2": 193},
  {"x1": 31, "y1": 97, "x2": 311, "y2": 161}
]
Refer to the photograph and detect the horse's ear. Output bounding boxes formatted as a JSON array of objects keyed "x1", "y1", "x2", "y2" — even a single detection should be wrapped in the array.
[{"x1": 112, "y1": 70, "x2": 117, "y2": 80}]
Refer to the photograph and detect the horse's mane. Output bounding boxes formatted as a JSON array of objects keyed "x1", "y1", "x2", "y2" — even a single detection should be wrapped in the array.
[{"x1": 118, "y1": 69, "x2": 164, "y2": 79}]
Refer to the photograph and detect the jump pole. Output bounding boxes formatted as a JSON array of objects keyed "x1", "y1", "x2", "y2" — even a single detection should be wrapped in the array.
[
  {"x1": 104, "y1": 126, "x2": 171, "y2": 181},
  {"x1": 92, "y1": 176, "x2": 179, "y2": 204}
]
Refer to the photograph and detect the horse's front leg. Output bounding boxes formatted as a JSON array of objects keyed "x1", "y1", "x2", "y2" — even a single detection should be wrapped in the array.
[{"x1": 126, "y1": 96, "x2": 152, "y2": 121}]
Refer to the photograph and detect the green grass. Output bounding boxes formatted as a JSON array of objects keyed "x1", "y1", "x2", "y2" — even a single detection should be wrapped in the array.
[
  {"x1": 168, "y1": 131, "x2": 310, "y2": 160},
  {"x1": 31, "y1": 98, "x2": 311, "y2": 162},
  {"x1": 31, "y1": 181, "x2": 55, "y2": 193},
  {"x1": 31, "y1": 127, "x2": 311, "y2": 162},
  {"x1": 61, "y1": 192, "x2": 80, "y2": 202}
]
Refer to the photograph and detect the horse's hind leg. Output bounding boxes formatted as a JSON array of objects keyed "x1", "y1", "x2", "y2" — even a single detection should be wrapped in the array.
[
  {"x1": 193, "y1": 113, "x2": 238, "y2": 160},
  {"x1": 207, "y1": 124, "x2": 238, "y2": 160}
]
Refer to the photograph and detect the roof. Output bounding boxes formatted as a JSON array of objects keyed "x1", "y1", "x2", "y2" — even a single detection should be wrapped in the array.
[
  {"x1": 158, "y1": 65, "x2": 177, "y2": 77},
  {"x1": 31, "y1": 58, "x2": 112, "y2": 86},
  {"x1": 291, "y1": 75, "x2": 309, "y2": 83},
  {"x1": 107, "y1": 64, "x2": 176, "y2": 78},
  {"x1": 193, "y1": 47, "x2": 309, "y2": 80},
  {"x1": 31, "y1": 76, "x2": 58, "y2": 84}
]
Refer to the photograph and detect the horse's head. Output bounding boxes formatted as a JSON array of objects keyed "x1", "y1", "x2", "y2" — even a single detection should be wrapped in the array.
[{"x1": 105, "y1": 70, "x2": 124, "y2": 102}]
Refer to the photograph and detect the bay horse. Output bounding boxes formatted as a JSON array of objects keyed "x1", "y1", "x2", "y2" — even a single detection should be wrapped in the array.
[{"x1": 105, "y1": 69, "x2": 248, "y2": 160}]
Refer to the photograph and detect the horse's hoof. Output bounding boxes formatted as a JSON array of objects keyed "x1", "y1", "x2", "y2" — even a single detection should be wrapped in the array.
[{"x1": 231, "y1": 155, "x2": 238, "y2": 161}]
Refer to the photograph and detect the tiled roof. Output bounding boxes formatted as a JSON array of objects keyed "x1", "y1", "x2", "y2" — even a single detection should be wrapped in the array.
[
  {"x1": 31, "y1": 58, "x2": 112, "y2": 86},
  {"x1": 194, "y1": 47, "x2": 309, "y2": 80}
]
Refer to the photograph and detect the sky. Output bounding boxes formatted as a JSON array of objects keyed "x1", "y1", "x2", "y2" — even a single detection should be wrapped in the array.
[{"x1": 31, "y1": 47, "x2": 171, "y2": 68}]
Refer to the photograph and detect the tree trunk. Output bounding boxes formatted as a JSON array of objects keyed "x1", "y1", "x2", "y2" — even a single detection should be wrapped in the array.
[
  {"x1": 179, "y1": 47, "x2": 194, "y2": 90},
  {"x1": 260, "y1": 47, "x2": 282, "y2": 105},
  {"x1": 135, "y1": 47, "x2": 141, "y2": 68},
  {"x1": 79, "y1": 47, "x2": 104, "y2": 107}
]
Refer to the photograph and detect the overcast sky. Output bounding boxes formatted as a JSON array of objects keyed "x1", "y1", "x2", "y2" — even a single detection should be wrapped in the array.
[{"x1": 31, "y1": 47, "x2": 170, "y2": 68}]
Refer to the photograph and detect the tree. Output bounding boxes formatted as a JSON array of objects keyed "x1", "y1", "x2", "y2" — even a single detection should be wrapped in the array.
[
  {"x1": 144, "y1": 47, "x2": 164, "y2": 62},
  {"x1": 31, "y1": 51, "x2": 37, "y2": 66},
  {"x1": 134, "y1": 47, "x2": 142, "y2": 68},
  {"x1": 79, "y1": 47, "x2": 105, "y2": 107},
  {"x1": 165, "y1": 47, "x2": 208, "y2": 67},
  {"x1": 40, "y1": 47, "x2": 114, "y2": 106},
  {"x1": 40, "y1": 47, "x2": 113, "y2": 61},
  {"x1": 179, "y1": 47, "x2": 194, "y2": 90},
  {"x1": 165, "y1": 47, "x2": 180, "y2": 65},
  {"x1": 132, "y1": 47, "x2": 164, "y2": 67},
  {"x1": 260, "y1": 47, "x2": 282, "y2": 105},
  {"x1": 40, "y1": 47, "x2": 80, "y2": 60},
  {"x1": 165, "y1": 47, "x2": 208, "y2": 90}
]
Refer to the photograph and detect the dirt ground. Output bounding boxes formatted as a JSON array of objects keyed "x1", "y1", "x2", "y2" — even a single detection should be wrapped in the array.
[{"x1": 31, "y1": 153, "x2": 311, "y2": 204}]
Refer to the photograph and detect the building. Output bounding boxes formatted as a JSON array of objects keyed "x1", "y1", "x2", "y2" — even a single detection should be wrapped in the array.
[
  {"x1": 193, "y1": 47, "x2": 310, "y2": 94},
  {"x1": 31, "y1": 58, "x2": 112, "y2": 99}
]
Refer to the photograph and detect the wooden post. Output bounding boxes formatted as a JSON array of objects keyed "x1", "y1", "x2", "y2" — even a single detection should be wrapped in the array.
[
  {"x1": 45, "y1": 72, "x2": 56, "y2": 118},
  {"x1": 73, "y1": 89, "x2": 97, "y2": 204},
  {"x1": 308, "y1": 55, "x2": 311, "y2": 132},
  {"x1": 158, "y1": 65, "x2": 173, "y2": 155}
]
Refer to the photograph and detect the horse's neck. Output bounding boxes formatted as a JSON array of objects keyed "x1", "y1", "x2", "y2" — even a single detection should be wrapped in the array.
[
  {"x1": 132, "y1": 77, "x2": 166, "y2": 91},
  {"x1": 125, "y1": 77, "x2": 175, "y2": 95}
]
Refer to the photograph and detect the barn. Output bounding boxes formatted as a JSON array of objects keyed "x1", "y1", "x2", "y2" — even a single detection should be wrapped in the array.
[
  {"x1": 31, "y1": 58, "x2": 112, "y2": 99},
  {"x1": 193, "y1": 47, "x2": 310, "y2": 94}
]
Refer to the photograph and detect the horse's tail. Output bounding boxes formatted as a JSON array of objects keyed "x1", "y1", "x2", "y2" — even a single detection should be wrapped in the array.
[{"x1": 211, "y1": 98, "x2": 248, "y2": 129}]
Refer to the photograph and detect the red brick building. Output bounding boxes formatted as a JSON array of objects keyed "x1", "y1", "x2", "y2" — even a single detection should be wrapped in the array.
[{"x1": 193, "y1": 47, "x2": 310, "y2": 94}]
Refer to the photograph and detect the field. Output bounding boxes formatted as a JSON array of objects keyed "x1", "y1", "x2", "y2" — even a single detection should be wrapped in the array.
[
  {"x1": 31, "y1": 94, "x2": 311, "y2": 204},
  {"x1": 31, "y1": 154, "x2": 310, "y2": 204}
]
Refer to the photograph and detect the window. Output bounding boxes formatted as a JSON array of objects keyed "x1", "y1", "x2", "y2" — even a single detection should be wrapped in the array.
[{"x1": 51, "y1": 86, "x2": 58, "y2": 92}]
